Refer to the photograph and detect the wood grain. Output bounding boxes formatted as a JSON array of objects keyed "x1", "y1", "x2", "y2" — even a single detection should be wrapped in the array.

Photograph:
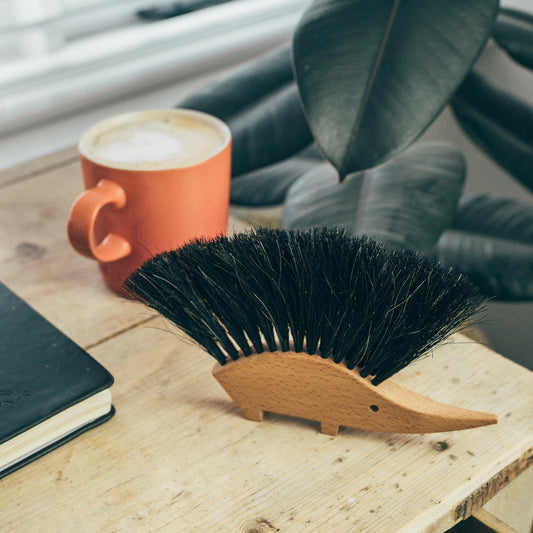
[
  {"x1": 213, "y1": 351, "x2": 497, "y2": 435},
  {"x1": 471, "y1": 509, "x2": 519, "y2": 533},
  {"x1": 481, "y1": 467, "x2": 533, "y2": 533},
  {"x1": 0, "y1": 146, "x2": 78, "y2": 187},
  {"x1": 0, "y1": 148, "x2": 247, "y2": 349},
  {"x1": 1, "y1": 321, "x2": 531, "y2": 532},
  {"x1": 0, "y1": 149, "x2": 531, "y2": 532},
  {"x1": 0, "y1": 154, "x2": 150, "y2": 348}
]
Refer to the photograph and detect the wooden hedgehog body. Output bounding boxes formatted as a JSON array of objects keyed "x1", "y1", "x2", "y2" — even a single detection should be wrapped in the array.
[
  {"x1": 125, "y1": 228, "x2": 498, "y2": 435},
  {"x1": 213, "y1": 351, "x2": 496, "y2": 435}
]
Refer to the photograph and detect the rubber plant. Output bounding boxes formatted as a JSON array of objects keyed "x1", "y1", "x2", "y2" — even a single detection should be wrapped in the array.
[{"x1": 178, "y1": 0, "x2": 533, "y2": 301}]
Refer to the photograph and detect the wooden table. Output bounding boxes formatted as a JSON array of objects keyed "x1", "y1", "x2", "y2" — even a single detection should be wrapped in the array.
[{"x1": 0, "y1": 148, "x2": 532, "y2": 533}]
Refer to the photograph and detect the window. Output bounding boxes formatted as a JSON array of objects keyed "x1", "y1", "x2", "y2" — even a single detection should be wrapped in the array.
[{"x1": 0, "y1": 0, "x2": 309, "y2": 133}]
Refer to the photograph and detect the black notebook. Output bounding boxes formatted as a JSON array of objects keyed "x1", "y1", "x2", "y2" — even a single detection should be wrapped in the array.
[{"x1": 0, "y1": 282, "x2": 114, "y2": 479}]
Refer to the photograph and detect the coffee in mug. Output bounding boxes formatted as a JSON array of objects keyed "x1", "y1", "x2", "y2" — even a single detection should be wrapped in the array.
[
  {"x1": 67, "y1": 109, "x2": 232, "y2": 295},
  {"x1": 82, "y1": 112, "x2": 226, "y2": 170}
]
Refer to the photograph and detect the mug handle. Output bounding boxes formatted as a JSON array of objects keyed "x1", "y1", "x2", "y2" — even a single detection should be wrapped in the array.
[{"x1": 67, "y1": 179, "x2": 131, "y2": 263}]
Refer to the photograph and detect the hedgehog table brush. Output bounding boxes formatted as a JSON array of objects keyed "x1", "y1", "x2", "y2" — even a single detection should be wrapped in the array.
[{"x1": 124, "y1": 228, "x2": 498, "y2": 435}]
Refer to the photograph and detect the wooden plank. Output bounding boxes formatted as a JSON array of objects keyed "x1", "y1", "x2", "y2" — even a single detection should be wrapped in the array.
[
  {"x1": 1, "y1": 324, "x2": 531, "y2": 532},
  {"x1": 230, "y1": 204, "x2": 283, "y2": 229},
  {"x1": 0, "y1": 155, "x2": 247, "y2": 348},
  {"x1": 0, "y1": 146, "x2": 78, "y2": 187},
  {"x1": 1, "y1": 151, "x2": 531, "y2": 531},
  {"x1": 0, "y1": 158, "x2": 152, "y2": 347},
  {"x1": 472, "y1": 509, "x2": 519, "y2": 533},
  {"x1": 481, "y1": 467, "x2": 533, "y2": 533}
]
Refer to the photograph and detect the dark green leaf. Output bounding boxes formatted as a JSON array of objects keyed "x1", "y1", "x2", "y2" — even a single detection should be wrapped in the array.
[
  {"x1": 494, "y1": 8, "x2": 533, "y2": 70},
  {"x1": 292, "y1": 0, "x2": 498, "y2": 180},
  {"x1": 227, "y1": 83, "x2": 313, "y2": 176},
  {"x1": 177, "y1": 44, "x2": 313, "y2": 176},
  {"x1": 356, "y1": 143, "x2": 466, "y2": 252},
  {"x1": 449, "y1": 193, "x2": 533, "y2": 242},
  {"x1": 230, "y1": 145, "x2": 322, "y2": 206},
  {"x1": 282, "y1": 162, "x2": 361, "y2": 230},
  {"x1": 178, "y1": 44, "x2": 294, "y2": 121},
  {"x1": 433, "y1": 193, "x2": 533, "y2": 300},
  {"x1": 451, "y1": 69, "x2": 533, "y2": 192},
  {"x1": 282, "y1": 143, "x2": 465, "y2": 253}
]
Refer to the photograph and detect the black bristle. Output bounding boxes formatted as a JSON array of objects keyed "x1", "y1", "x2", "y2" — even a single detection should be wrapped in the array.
[{"x1": 124, "y1": 228, "x2": 485, "y2": 385}]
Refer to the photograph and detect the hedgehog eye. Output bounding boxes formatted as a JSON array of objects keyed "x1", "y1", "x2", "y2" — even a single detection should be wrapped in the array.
[{"x1": 369, "y1": 405, "x2": 379, "y2": 412}]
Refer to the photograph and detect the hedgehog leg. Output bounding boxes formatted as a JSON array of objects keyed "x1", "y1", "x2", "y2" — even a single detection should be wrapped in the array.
[
  {"x1": 320, "y1": 421, "x2": 339, "y2": 436},
  {"x1": 236, "y1": 403, "x2": 263, "y2": 422}
]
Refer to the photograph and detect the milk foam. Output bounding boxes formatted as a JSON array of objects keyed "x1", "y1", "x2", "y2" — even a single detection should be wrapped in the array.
[
  {"x1": 84, "y1": 113, "x2": 226, "y2": 170},
  {"x1": 94, "y1": 125, "x2": 184, "y2": 163}
]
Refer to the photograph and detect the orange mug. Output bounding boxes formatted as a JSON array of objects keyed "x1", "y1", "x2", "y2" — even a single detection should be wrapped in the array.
[{"x1": 67, "y1": 109, "x2": 232, "y2": 295}]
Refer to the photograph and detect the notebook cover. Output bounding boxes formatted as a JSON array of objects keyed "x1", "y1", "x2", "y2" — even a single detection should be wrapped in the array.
[{"x1": 0, "y1": 282, "x2": 114, "y2": 472}]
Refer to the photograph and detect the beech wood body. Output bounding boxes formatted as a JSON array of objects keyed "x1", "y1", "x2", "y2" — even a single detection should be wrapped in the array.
[{"x1": 213, "y1": 351, "x2": 498, "y2": 435}]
